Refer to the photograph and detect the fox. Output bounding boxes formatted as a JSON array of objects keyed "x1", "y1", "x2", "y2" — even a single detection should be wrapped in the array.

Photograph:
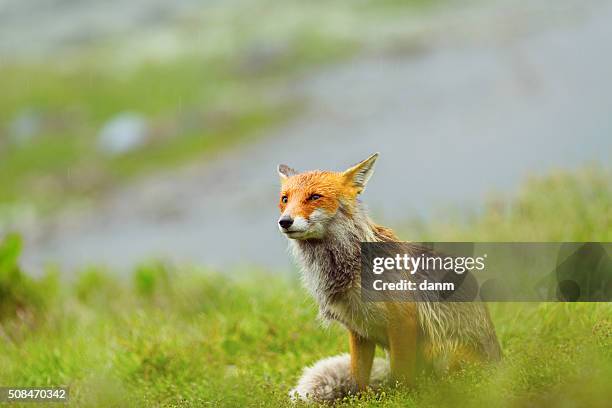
[{"x1": 277, "y1": 153, "x2": 502, "y2": 403}]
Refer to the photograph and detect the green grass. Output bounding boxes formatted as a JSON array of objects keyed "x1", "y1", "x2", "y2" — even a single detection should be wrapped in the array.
[
  {"x1": 407, "y1": 165, "x2": 612, "y2": 242},
  {"x1": 0, "y1": 168, "x2": 610, "y2": 407}
]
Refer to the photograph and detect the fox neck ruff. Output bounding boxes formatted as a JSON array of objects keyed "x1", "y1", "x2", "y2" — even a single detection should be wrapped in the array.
[{"x1": 289, "y1": 201, "x2": 378, "y2": 315}]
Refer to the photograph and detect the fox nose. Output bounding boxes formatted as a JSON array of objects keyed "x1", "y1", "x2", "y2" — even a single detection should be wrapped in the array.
[{"x1": 278, "y1": 216, "x2": 294, "y2": 229}]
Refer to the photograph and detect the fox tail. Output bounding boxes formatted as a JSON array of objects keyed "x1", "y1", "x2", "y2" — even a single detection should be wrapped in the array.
[{"x1": 289, "y1": 354, "x2": 389, "y2": 403}]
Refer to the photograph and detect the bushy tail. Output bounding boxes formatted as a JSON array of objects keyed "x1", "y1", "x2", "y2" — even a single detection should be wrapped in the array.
[{"x1": 289, "y1": 354, "x2": 389, "y2": 403}]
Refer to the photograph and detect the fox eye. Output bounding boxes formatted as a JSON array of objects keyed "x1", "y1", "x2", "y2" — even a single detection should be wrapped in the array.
[
  {"x1": 281, "y1": 195, "x2": 288, "y2": 204},
  {"x1": 308, "y1": 194, "x2": 322, "y2": 201}
]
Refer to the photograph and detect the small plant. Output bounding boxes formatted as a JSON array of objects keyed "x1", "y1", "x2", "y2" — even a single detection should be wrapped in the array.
[
  {"x1": 133, "y1": 260, "x2": 171, "y2": 298},
  {"x1": 0, "y1": 233, "x2": 51, "y2": 321}
]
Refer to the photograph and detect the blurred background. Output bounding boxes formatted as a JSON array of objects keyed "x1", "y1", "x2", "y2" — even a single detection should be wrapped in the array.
[
  {"x1": 0, "y1": 0, "x2": 610, "y2": 275},
  {"x1": 1, "y1": 2, "x2": 611, "y2": 407}
]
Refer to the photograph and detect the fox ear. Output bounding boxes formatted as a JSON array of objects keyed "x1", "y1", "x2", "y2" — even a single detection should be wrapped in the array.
[
  {"x1": 278, "y1": 164, "x2": 297, "y2": 181},
  {"x1": 342, "y1": 153, "x2": 379, "y2": 193}
]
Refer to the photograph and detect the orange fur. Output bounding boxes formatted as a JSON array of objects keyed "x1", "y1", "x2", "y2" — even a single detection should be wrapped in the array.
[{"x1": 279, "y1": 171, "x2": 358, "y2": 219}]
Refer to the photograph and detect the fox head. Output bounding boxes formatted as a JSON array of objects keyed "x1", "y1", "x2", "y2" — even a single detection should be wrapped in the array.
[{"x1": 276, "y1": 153, "x2": 379, "y2": 240}]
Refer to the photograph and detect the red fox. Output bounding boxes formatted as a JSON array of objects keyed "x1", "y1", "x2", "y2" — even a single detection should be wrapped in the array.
[{"x1": 277, "y1": 153, "x2": 501, "y2": 402}]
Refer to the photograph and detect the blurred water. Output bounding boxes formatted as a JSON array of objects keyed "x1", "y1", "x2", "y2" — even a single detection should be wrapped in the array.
[{"x1": 18, "y1": 0, "x2": 612, "y2": 274}]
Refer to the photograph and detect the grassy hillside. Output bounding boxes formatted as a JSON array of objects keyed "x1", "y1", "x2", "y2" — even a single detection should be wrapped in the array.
[
  {"x1": 0, "y1": 0, "x2": 439, "y2": 217},
  {"x1": 0, "y1": 167, "x2": 610, "y2": 407}
]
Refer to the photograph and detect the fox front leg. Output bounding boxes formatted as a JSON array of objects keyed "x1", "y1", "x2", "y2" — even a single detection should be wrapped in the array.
[
  {"x1": 349, "y1": 331, "x2": 376, "y2": 391},
  {"x1": 386, "y1": 303, "x2": 418, "y2": 387}
]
